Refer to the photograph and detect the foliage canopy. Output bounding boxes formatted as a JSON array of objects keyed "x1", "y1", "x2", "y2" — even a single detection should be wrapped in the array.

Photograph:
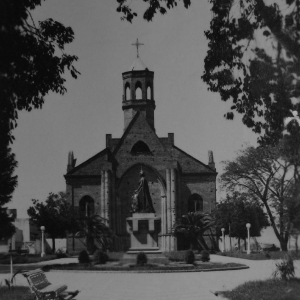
[
  {"x1": 1, "y1": 0, "x2": 79, "y2": 237},
  {"x1": 220, "y1": 144, "x2": 299, "y2": 250},
  {"x1": 174, "y1": 211, "x2": 216, "y2": 250},
  {"x1": 27, "y1": 192, "x2": 78, "y2": 252},
  {"x1": 76, "y1": 214, "x2": 113, "y2": 254},
  {"x1": 215, "y1": 192, "x2": 269, "y2": 247}
]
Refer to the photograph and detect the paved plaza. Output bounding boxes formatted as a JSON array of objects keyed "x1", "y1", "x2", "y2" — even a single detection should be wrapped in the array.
[{"x1": 0, "y1": 255, "x2": 299, "y2": 300}]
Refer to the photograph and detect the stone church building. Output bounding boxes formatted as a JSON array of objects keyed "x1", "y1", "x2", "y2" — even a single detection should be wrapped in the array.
[{"x1": 65, "y1": 55, "x2": 217, "y2": 252}]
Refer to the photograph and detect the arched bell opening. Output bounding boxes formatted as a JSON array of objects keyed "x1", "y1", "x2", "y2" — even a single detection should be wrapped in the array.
[
  {"x1": 125, "y1": 82, "x2": 131, "y2": 101},
  {"x1": 135, "y1": 81, "x2": 142, "y2": 100},
  {"x1": 147, "y1": 86, "x2": 152, "y2": 100}
]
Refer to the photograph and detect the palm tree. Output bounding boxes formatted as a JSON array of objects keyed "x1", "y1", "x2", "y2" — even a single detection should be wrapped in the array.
[
  {"x1": 76, "y1": 214, "x2": 113, "y2": 254},
  {"x1": 174, "y1": 212, "x2": 216, "y2": 250}
]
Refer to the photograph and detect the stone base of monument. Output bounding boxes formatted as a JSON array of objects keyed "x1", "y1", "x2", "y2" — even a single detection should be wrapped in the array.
[
  {"x1": 126, "y1": 213, "x2": 161, "y2": 250},
  {"x1": 121, "y1": 252, "x2": 169, "y2": 265}
]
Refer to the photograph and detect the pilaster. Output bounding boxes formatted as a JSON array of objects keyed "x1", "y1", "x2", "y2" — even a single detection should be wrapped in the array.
[
  {"x1": 104, "y1": 170, "x2": 111, "y2": 225},
  {"x1": 100, "y1": 171, "x2": 105, "y2": 219},
  {"x1": 170, "y1": 168, "x2": 177, "y2": 251}
]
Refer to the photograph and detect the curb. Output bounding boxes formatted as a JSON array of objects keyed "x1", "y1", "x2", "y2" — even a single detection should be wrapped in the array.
[{"x1": 45, "y1": 265, "x2": 249, "y2": 274}]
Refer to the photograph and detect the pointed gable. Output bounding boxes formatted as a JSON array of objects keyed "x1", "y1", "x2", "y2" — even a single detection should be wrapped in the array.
[
  {"x1": 113, "y1": 111, "x2": 170, "y2": 160},
  {"x1": 172, "y1": 146, "x2": 216, "y2": 174},
  {"x1": 66, "y1": 149, "x2": 109, "y2": 176}
]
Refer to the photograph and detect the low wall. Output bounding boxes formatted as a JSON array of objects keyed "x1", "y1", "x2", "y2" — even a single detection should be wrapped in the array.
[{"x1": 219, "y1": 226, "x2": 300, "y2": 251}]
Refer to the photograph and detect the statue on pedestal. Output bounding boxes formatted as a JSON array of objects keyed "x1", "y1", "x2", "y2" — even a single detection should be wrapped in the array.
[{"x1": 131, "y1": 169, "x2": 155, "y2": 213}]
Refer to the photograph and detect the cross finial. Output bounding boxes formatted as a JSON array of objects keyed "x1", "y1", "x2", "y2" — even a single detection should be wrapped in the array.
[{"x1": 131, "y1": 38, "x2": 144, "y2": 58}]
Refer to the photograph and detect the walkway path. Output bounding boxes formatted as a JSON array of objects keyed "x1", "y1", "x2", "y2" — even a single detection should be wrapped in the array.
[{"x1": 0, "y1": 255, "x2": 299, "y2": 300}]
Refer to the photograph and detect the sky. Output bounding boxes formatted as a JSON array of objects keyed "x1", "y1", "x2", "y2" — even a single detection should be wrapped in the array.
[{"x1": 10, "y1": 0, "x2": 258, "y2": 218}]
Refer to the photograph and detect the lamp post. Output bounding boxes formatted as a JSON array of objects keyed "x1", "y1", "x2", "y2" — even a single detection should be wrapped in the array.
[
  {"x1": 221, "y1": 228, "x2": 225, "y2": 252},
  {"x1": 40, "y1": 226, "x2": 45, "y2": 257},
  {"x1": 246, "y1": 223, "x2": 251, "y2": 254}
]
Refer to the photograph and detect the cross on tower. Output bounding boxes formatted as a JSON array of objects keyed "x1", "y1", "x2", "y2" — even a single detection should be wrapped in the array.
[{"x1": 131, "y1": 38, "x2": 144, "y2": 58}]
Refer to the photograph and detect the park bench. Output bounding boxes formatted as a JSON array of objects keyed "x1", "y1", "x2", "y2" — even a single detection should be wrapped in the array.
[{"x1": 22, "y1": 269, "x2": 79, "y2": 300}]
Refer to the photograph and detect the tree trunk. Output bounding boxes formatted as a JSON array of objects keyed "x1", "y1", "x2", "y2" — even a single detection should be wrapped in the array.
[
  {"x1": 238, "y1": 238, "x2": 241, "y2": 250},
  {"x1": 264, "y1": 200, "x2": 286, "y2": 249},
  {"x1": 280, "y1": 239, "x2": 288, "y2": 251},
  {"x1": 52, "y1": 237, "x2": 55, "y2": 253},
  {"x1": 198, "y1": 235, "x2": 209, "y2": 250},
  {"x1": 87, "y1": 236, "x2": 95, "y2": 254},
  {"x1": 208, "y1": 229, "x2": 220, "y2": 251}
]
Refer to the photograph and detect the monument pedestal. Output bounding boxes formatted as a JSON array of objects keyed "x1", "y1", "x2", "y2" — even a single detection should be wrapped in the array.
[{"x1": 126, "y1": 213, "x2": 161, "y2": 253}]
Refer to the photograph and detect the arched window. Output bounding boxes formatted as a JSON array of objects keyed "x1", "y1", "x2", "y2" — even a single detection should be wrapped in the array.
[
  {"x1": 125, "y1": 82, "x2": 130, "y2": 100},
  {"x1": 135, "y1": 81, "x2": 142, "y2": 99},
  {"x1": 131, "y1": 141, "x2": 152, "y2": 155},
  {"x1": 147, "y1": 86, "x2": 151, "y2": 100},
  {"x1": 79, "y1": 196, "x2": 95, "y2": 217},
  {"x1": 188, "y1": 194, "x2": 203, "y2": 213}
]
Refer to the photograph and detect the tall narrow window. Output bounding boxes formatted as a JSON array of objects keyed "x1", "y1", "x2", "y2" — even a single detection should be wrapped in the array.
[
  {"x1": 135, "y1": 81, "x2": 142, "y2": 99},
  {"x1": 188, "y1": 194, "x2": 203, "y2": 213},
  {"x1": 79, "y1": 196, "x2": 95, "y2": 217}
]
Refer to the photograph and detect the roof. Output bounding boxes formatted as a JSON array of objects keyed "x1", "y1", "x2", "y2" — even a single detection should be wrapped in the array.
[{"x1": 128, "y1": 57, "x2": 149, "y2": 71}]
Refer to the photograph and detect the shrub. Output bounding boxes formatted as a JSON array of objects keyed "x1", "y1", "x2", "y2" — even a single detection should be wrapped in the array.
[
  {"x1": 264, "y1": 251, "x2": 271, "y2": 259},
  {"x1": 201, "y1": 250, "x2": 210, "y2": 262},
  {"x1": 93, "y1": 250, "x2": 109, "y2": 265},
  {"x1": 136, "y1": 252, "x2": 147, "y2": 266},
  {"x1": 273, "y1": 253, "x2": 295, "y2": 280},
  {"x1": 163, "y1": 251, "x2": 185, "y2": 261},
  {"x1": 78, "y1": 250, "x2": 90, "y2": 264},
  {"x1": 184, "y1": 250, "x2": 195, "y2": 264}
]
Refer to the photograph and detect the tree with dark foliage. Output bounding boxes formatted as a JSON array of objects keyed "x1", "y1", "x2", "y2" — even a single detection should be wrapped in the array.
[
  {"x1": 0, "y1": 209, "x2": 16, "y2": 240},
  {"x1": 27, "y1": 192, "x2": 78, "y2": 252},
  {"x1": 0, "y1": 0, "x2": 79, "y2": 234},
  {"x1": 215, "y1": 192, "x2": 269, "y2": 250},
  {"x1": 174, "y1": 211, "x2": 216, "y2": 250},
  {"x1": 76, "y1": 214, "x2": 113, "y2": 254},
  {"x1": 0, "y1": 144, "x2": 17, "y2": 208},
  {"x1": 220, "y1": 144, "x2": 299, "y2": 250},
  {"x1": 1, "y1": 0, "x2": 79, "y2": 143}
]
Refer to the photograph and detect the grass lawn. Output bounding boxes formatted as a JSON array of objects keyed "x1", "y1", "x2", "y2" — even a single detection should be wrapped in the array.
[
  {"x1": 217, "y1": 251, "x2": 300, "y2": 260},
  {"x1": 0, "y1": 286, "x2": 32, "y2": 300},
  {"x1": 220, "y1": 278, "x2": 300, "y2": 300},
  {"x1": 0, "y1": 254, "x2": 57, "y2": 264}
]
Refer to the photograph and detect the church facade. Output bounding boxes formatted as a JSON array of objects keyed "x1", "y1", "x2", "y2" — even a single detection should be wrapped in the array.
[{"x1": 64, "y1": 56, "x2": 217, "y2": 252}]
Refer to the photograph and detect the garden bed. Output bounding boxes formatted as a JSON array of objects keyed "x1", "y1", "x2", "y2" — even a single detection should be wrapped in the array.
[
  {"x1": 41, "y1": 261, "x2": 248, "y2": 273},
  {"x1": 219, "y1": 278, "x2": 300, "y2": 300},
  {"x1": 216, "y1": 251, "x2": 300, "y2": 260}
]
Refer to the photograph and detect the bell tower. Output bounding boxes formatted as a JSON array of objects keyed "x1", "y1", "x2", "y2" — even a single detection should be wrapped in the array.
[{"x1": 122, "y1": 40, "x2": 156, "y2": 131}]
